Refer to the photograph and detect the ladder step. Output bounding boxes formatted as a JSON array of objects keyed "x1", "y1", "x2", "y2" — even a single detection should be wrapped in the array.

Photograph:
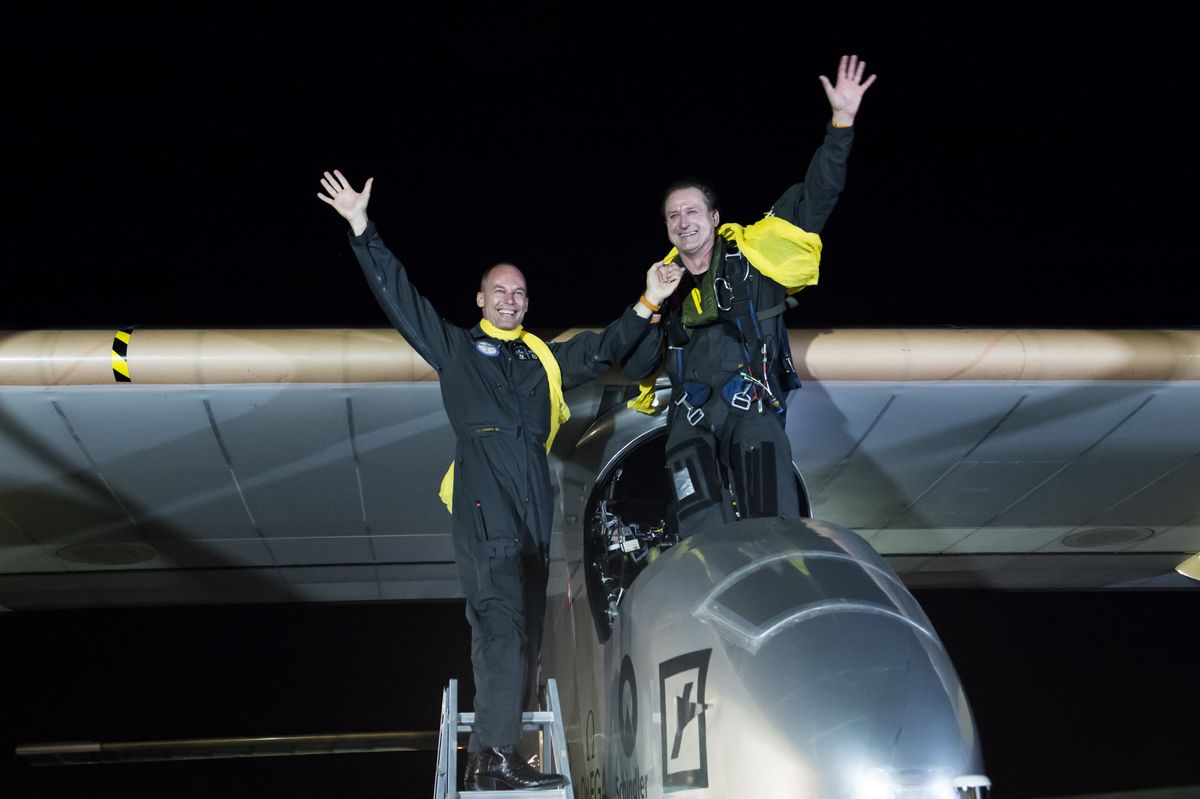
[
  {"x1": 457, "y1": 790, "x2": 568, "y2": 798},
  {"x1": 457, "y1": 710, "x2": 556, "y2": 730}
]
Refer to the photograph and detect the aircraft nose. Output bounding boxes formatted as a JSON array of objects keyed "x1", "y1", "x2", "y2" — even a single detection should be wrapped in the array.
[
  {"x1": 692, "y1": 607, "x2": 981, "y2": 797},
  {"x1": 692, "y1": 555, "x2": 973, "y2": 761},
  {"x1": 614, "y1": 519, "x2": 987, "y2": 797}
]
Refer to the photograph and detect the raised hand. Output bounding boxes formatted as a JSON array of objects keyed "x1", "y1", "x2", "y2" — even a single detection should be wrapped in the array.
[
  {"x1": 317, "y1": 169, "x2": 373, "y2": 235},
  {"x1": 819, "y1": 54, "x2": 877, "y2": 127},
  {"x1": 645, "y1": 261, "x2": 684, "y2": 306}
]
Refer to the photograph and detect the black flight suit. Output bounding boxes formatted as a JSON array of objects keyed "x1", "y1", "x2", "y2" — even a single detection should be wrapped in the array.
[
  {"x1": 350, "y1": 222, "x2": 651, "y2": 750},
  {"x1": 628, "y1": 123, "x2": 854, "y2": 536}
]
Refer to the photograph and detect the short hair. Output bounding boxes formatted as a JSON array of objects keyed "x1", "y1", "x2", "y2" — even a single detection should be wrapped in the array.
[{"x1": 661, "y1": 178, "x2": 720, "y2": 218}]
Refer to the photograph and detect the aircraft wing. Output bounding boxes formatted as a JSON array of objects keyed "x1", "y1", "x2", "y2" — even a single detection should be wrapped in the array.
[{"x1": 1, "y1": 328, "x2": 1196, "y2": 611}]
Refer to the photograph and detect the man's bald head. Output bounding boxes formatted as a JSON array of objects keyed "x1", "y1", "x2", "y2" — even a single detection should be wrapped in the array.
[
  {"x1": 479, "y1": 263, "x2": 525, "y2": 292},
  {"x1": 476, "y1": 263, "x2": 529, "y2": 331}
]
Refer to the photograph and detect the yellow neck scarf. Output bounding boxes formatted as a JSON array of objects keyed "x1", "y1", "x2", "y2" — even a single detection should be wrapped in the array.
[{"x1": 438, "y1": 319, "x2": 570, "y2": 512}]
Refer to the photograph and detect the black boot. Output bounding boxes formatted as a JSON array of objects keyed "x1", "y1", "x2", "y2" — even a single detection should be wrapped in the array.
[{"x1": 463, "y1": 745, "x2": 566, "y2": 790}]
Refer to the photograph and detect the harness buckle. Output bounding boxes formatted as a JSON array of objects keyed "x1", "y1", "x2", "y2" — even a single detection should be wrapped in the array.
[
  {"x1": 674, "y1": 393, "x2": 706, "y2": 426},
  {"x1": 730, "y1": 389, "x2": 753, "y2": 411},
  {"x1": 715, "y1": 276, "x2": 733, "y2": 311}
]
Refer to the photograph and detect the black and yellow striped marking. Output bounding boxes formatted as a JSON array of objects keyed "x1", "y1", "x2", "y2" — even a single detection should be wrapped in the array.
[{"x1": 111, "y1": 328, "x2": 133, "y2": 382}]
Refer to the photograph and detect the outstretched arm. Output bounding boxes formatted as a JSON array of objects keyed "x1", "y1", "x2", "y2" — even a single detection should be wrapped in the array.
[
  {"x1": 819, "y1": 54, "x2": 877, "y2": 128},
  {"x1": 318, "y1": 170, "x2": 458, "y2": 370},
  {"x1": 317, "y1": 169, "x2": 373, "y2": 236},
  {"x1": 771, "y1": 55, "x2": 879, "y2": 233}
]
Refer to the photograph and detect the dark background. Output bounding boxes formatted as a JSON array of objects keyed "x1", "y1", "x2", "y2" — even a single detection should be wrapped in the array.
[
  {"x1": 2, "y1": 592, "x2": 1197, "y2": 798},
  {"x1": 4, "y1": 5, "x2": 1197, "y2": 332},
  {"x1": 2, "y1": 4, "x2": 1197, "y2": 798}
]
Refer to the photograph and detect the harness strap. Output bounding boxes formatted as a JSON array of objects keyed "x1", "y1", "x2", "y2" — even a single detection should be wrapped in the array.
[
  {"x1": 755, "y1": 295, "x2": 799, "y2": 321},
  {"x1": 660, "y1": 240, "x2": 802, "y2": 416}
]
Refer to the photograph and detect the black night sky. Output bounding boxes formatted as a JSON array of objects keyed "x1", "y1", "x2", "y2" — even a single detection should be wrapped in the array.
[
  {"x1": 2, "y1": 5, "x2": 1197, "y2": 798},
  {"x1": 5, "y1": 6, "x2": 1197, "y2": 333}
]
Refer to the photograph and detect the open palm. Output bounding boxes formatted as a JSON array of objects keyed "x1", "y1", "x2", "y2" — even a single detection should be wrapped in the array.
[
  {"x1": 819, "y1": 54, "x2": 877, "y2": 121},
  {"x1": 317, "y1": 169, "x2": 373, "y2": 222}
]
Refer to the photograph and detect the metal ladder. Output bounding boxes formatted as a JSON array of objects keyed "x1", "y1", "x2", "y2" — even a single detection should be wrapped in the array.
[{"x1": 433, "y1": 678, "x2": 574, "y2": 798}]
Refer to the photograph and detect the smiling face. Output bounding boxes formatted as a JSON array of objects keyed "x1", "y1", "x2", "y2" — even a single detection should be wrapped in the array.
[
  {"x1": 664, "y1": 187, "x2": 720, "y2": 268},
  {"x1": 477, "y1": 263, "x2": 528, "y2": 330}
]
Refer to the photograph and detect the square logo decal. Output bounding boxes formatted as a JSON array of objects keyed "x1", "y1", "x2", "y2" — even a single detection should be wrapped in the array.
[{"x1": 659, "y1": 648, "x2": 711, "y2": 789}]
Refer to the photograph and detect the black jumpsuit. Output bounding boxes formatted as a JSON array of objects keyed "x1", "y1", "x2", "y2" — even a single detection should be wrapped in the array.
[
  {"x1": 350, "y1": 223, "x2": 651, "y2": 749},
  {"x1": 628, "y1": 124, "x2": 854, "y2": 536}
]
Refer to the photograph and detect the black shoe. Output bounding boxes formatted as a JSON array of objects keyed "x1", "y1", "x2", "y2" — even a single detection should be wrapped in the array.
[{"x1": 463, "y1": 745, "x2": 566, "y2": 791}]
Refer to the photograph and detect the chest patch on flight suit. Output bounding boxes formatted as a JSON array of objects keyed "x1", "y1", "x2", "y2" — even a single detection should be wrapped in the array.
[
  {"x1": 475, "y1": 340, "x2": 501, "y2": 357},
  {"x1": 510, "y1": 342, "x2": 540, "y2": 361}
]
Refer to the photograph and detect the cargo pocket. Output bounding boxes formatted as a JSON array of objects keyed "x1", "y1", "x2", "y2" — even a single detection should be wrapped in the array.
[{"x1": 475, "y1": 537, "x2": 522, "y2": 606}]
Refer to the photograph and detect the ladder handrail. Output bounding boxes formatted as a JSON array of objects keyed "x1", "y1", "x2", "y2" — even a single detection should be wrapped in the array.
[
  {"x1": 433, "y1": 679, "x2": 458, "y2": 799},
  {"x1": 545, "y1": 680, "x2": 573, "y2": 791}
]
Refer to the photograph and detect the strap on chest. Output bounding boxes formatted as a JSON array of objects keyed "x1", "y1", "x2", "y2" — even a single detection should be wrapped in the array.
[{"x1": 663, "y1": 242, "x2": 801, "y2": 395}]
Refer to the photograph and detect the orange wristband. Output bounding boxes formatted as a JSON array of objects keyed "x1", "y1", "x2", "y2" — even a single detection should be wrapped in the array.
[
  {"x1": 831, "y1": 118, "x2": 852, "y2": 129},
  {"x1": 639, "y1": 295, "x2": 661, "y2": 312}
]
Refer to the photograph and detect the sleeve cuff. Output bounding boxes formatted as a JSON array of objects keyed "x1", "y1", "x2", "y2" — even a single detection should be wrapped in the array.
[{"x1": 349, "y1": 220, "x2": 377, "y2": 242}]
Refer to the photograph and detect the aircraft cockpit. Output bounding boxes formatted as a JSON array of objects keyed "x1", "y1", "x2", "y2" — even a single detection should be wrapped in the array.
[{"x1": 584, "y1": 434, "x2": 677, "y2": 642}]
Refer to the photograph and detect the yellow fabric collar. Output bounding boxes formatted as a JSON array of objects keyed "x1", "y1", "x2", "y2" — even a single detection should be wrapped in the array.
[
  {"x1": 478, "y1": 319, "x2": 522, "y2": 340},
  {"x1": 717, "y1": 216, "x2": 822, "y2": 294},
  {"x1": 438, "y1": 321, "x2": 570, "y2": 512}
]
